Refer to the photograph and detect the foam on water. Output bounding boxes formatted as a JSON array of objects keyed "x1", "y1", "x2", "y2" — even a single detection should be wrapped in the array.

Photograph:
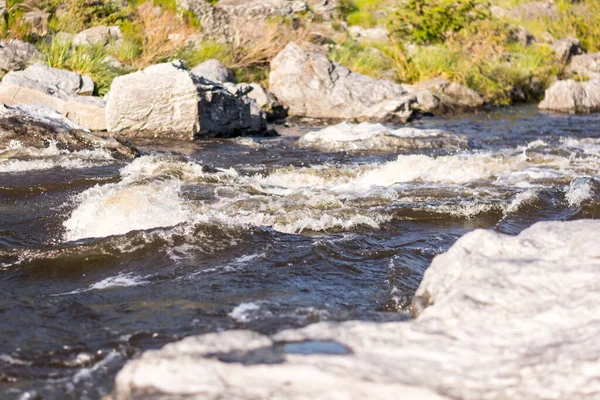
[{"x1": 297, "y1": 122, "x2": 464, "y2": 151}]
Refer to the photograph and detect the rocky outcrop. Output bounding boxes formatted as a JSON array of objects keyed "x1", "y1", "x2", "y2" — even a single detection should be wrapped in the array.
[
  {"x1": 553, "y1": 37, "x2": 582, "y2": 64},
  {"x1": 190, "y1": 59, "x2": 233, "y2": 83},
  {"x1": 105, "y1": 61, "x2": 267, "y2": 138},
  {"x1": 565, "y1": 52, "x2": 600, "y2": 79},
  {"x1": 0, "y1": 103, "x2": 138, "y2": 159},
  {"x1": 73, "y1": 25, "x2": 122, "y2": 47},
  {"x1": 269, "y1": 42, "x2": 418, "y2": 122},
  {"x1": 0, "y1": 40, "x2": 43, "y2": 74},
  {"x1": 415, "y1": 77, "x2": 484, "y2": 112},
  {"x1": 113, "y1": 219, "x2": 600, "y2": 400},
  {"x1": 538, "y1": 79, "x2": 600, "y2": 113},
  {"x1": 0, "y1": 64, "x2": 106, "y2": 130}
]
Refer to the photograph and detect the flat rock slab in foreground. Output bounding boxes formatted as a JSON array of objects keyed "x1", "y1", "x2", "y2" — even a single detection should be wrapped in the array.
[{"x1": 113, "y1": 220, "x2": 600, "y2": 400}]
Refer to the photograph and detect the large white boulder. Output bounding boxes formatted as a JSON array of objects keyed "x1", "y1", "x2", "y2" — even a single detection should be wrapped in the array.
[
  {"x1": 113, "y1": 220, "x2": 600, "y2": 400},
  {"x1": 0, "y1": 64, "x2": 106, "y2": 130},
  {"x1": 538, "y1": 79, "x2": 600, "y2": 113},
  {"x1": 269, "y1": 42, "x2": 417, "y2": 122},
  {"x1": 105, "y1": 62, "x2": 267, "y2": 138}
]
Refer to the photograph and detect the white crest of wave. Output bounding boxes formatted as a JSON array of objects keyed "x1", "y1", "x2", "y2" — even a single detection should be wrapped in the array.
[
  {"x1": 297, "y1": 121, "x2": 455, "y2": 151},
  {"x1": 565, "y1": 177, "x2": 598, "y2": 207},
  {"x1": 63, "y1": 178, "x2": 188, "y2": 241}
]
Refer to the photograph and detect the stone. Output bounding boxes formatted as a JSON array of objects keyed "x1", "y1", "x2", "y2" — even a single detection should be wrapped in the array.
[
  {"x1": 0, "y1": 0, "x2": 6, "y2": 15},
  {"x1": 553, "y1": 37, "x2": 582, "y2": 63},
  {"x1": 510, "y1": 25, "x2": 535, "y2": 47},
  {"x1": 0, "y1": 40, "x2": 43, "y2": 74},
  {"x1": 565, "y1": 52, "x2": 600, "y2": 79},
  {"x1": 22, "y1": 10, "x2": 50, "y2": 36},
  {"x1": 538, "y1": 78, "x2": 600, "y2": 114},
  {"x1": 415, "y1": 77, "x2": 484, "y2": 112},
  {"x1": 72, "y1": 25, "x2": 122, "y2": 47},
  {"x1": 269, "y1": 42, "x2": 418, "y2": 122},
  {"x1": 113, "y1": 220, "x2": 600, "y2": 400},
  {"x1": 190, "y1": 59, "x2": 233, "y2": 83},
  {"x1": 0, "y1": 64, "x2": 106, "y2": 130},
  {"x1": 307, "y1": 0, "x2": 338, "y2": 20},
  {"x1": 223, "y1": 82, "x2": 286, "y2": 120},
  {"x1": 347, "y1": 25, "x2": 389, "y2": 42},
  {"x1": 105, "y1": 61, "x2": 268, "y2": 138},
  {"x1": 0, "y1": 103, "x2": 138, "y2": 159}
]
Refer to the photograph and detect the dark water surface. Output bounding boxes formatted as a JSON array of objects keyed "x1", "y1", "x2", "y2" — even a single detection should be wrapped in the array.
[{"x1": 1, "y1": 105, "x2": 599, "y2": 399}]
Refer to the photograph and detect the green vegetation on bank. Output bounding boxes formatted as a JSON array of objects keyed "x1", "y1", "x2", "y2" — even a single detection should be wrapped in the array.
[{"x1": 0, "y1": 0, "x2": 598, "y2": 105}]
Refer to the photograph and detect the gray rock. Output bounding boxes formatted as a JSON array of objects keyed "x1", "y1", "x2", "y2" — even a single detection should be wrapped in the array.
[
  {"x1": 72, "y1": 25, "x2": 122, "y2": 47},
  {"x1": 113, "y1": 219, "x2": 600, "y2": 400},
  {"x1": 190, "y1": 59, "x2": 233, "y2": 83},
  {"x1": 492, "y1": 1, "x2": 557, "y2": 20},
  {"x1": 269, "y1": 42, "x2": 417, "y2": 122},
  {"x1": 510, "y1": 25, "x2": 535, "y2": 47},
  {"x1": 0, "y1": 0, "x2": 6, "y2": 15},
  {"x1": 105, "y1": 62, "x2": 268, "y2": 138},
  {"x1": 553, "y1": 37, "x2": 582, "y2": 63},
  {"x1": 348, "y1": 25, "x2": 389, "y2": 42},
  {"x1": 0, "y1": 40, "x2": 43, "y2": 74},
  {"x1": 223, "y1": 82, "x2": 286, "y2": 120},
  {"x1": 0, "y1": 64, "x2": 106, "y2": 130},
  {"x1": 22, "y1": 10, "x2": 50, "y2": 36},
  {"x1": 0, "y1": 103, "x2": 138, "y2": 159},
  {"x1": 538, "y1": 78, "x2": 600, "y2": 113},
  {"x1": 565, "y1": 52, "x2": 600, "y2": 79},
  {"x1": 307, "y1": 0, "x2": 338, "y2": 20},
  {"x1": 415, "y1": 77, "x2": 484, "y2": 112}
]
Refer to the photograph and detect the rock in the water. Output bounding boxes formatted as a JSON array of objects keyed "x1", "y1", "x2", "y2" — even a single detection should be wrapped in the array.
[
  {"x1": 415, "y1": 77, "x2": 484, "y2": 112},
  {"x1": 105, "y1": 62, "x2": 268, "y2": 138},
  {"x1": 0, "y1": 64, "x2": 106, "y2": 130},
  {"x1": 0, "y1": 40, "x2": 43, "y2": 74},
  {"x1": 223, "y1": 82, "x2": 286, "y2": 120},
  {"x1": 565, "y1": 52, "x2": 600, "y2": 79},
  {"x1": 113, "y1": 219, "x2": 600, "y2": 400},
  {"x1": 190, "y1": 59, "x2": 233, "y2": 83},
  {"x1": 73, "y1": 25, "x2": 122, "y2": 47},
  {"x1": 0, "y1": 103, "x2": 138, "y2": 159},
  {"x1": 297, "y1": 121, "x2": 468, "y2": 152},
  {"x1": 538, "y1": 79, "x2": 600, "y2": 113},
  {"x1": 553, "y1": 37, "x2": 582, "y2": 63},
  {"x1": 269, "y1": 42, "x2": 417, "y2": 122}
]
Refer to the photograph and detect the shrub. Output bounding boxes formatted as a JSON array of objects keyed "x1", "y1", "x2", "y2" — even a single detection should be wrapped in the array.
[{"x1": 389, "y1": 0, "x2": 492, "y2": 45}]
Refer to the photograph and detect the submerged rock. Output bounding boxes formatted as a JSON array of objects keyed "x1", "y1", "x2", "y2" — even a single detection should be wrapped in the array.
[
  {"x1": 269, "y1": 42, "x2": 417, "y2": 122},
  {"x1": 0, "y1": 40, "x2": 43, "y2": 74},
  {"x1": 297, "y1": 122, "x2": 468, "y2": 152},
  {"x1": 105, "y1": 61, "x2": 268, "y2": 138},
  {"x1": 538, "y1": 79, "x2": 600, "y2": 113},
  {"x1": 113, "y1": 220, "x2": 600, "y2": 400},
  {"x1": 0, "y1": 103, "x2": 138, "y2": 159},
  {"x1": 0, "y1": 63, "x2": 106, "y2": 130}
]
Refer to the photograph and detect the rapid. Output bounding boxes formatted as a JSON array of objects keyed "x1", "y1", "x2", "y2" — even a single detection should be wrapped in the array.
[{"x1": 1, "y1": 105, "x2": 599, "y2": 399}]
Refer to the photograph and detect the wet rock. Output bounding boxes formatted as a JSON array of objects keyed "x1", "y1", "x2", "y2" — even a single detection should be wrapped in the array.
[
  {"x1": 565, "y1": 52, "x2": 600, "y2": 79},
  {"x1": 72, "y1": 26, "x2": 122, "y2": 47},
  {"x1": 190, "y1": 59, "x2": 233, "y2": 83},
  {"x1": 538, "y1": 79, "x2": 600, "y2": 113},
  {"x1": 105, "y1": 61, "x2": 268, "y2": 138},
  {"x1": 0, "y1": 64, "x2": 106, "y2": 130},
  {"x1": 415, "y1": 77, "x2": 484, "y2": 112},
  {"x1": 297, "y1": 122, "x2": 468, "y2": 152},
  {"x1": 0, "y1": 40, "x2": 43, "y2": 74},
  {"x1": 553, "y1": 37, "x2": 582, "y2": 63},
  {"x1": 224, "y1": 82, "x2": 286, "y2": 120},
  {"x1": 0, "y1": 103, "x2": 138, "y2": 159},
  {"x1": 269, "y1": 42, "x2": 417, "y2": 122},
  {"x1": 113, "y1": 219, "x2": 600, "y2": 400}
]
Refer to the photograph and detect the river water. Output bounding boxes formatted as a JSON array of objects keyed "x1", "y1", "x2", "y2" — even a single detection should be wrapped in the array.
[{"x1": 1, "y1": 105, "x2": 599, "y2": 399}]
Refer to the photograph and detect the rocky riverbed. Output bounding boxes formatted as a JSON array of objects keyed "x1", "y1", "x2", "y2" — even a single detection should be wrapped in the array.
[{"x1": 1, "y1": 105, "x2": 599, "y2": 399}]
